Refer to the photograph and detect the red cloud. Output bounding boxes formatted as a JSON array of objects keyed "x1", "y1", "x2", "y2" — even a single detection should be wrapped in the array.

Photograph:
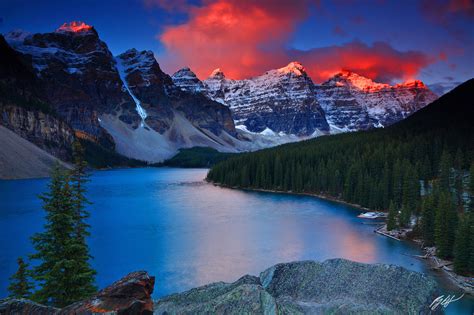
[
  {"x1": 290, "y1": 41, "x2": 434, "y2": 83},
  {"x1": 159, "y1": 0, "x2": 310, "y2": 79},
  {"x1": 157, "y1": 0, "x2": 434, "y2": 83}
]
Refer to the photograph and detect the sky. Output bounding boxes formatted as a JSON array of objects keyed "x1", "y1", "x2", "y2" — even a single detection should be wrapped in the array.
[{"x1": 1, "y1": 0, "x2": 473, "y2": 91}]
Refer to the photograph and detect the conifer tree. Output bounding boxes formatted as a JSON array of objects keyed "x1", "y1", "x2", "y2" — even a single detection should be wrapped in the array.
[
  {"x1": 8, "y1": 257, "x2": 33, "y2": 299},
  {"x1": 30, "y1": 147, "x2": 96, "y2": 307},
  {"x1": 454, "y1": 214, "x2": 471, "y2": 275},
  {"x1": 68, "y1": 141, "x2": 97, "y2": 302},
  {"x1": 439, "y1": 150, "x2": 451, "y2": 191},
  {"x1": 70, "y1": 141, "x2": 90, "y2": 242},
  {"x1": 435, "y1": 191, "x2": 458, "y2": 258},
  {"x1": 30, "y1": 165, "x2": 76, "y2": 306},
  {"x1": 386, "y1": 201, "x2": 397, "y2": 231},
  {"x1": 421, "y1": 195, "x2": 436, "y2": 246},
  {"x1": 469, "y1": 213, "x2": 474, "y2": 273},
  {"x1": 399, "y1": 204, "x2": 410, "y2": 228},
  {"x1": 470, "y1": 162, "x2": 474, "y2": 211}
]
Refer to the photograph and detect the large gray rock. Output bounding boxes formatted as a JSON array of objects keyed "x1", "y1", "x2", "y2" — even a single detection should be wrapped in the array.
[
  {"x1": 154, "y1": 275, "x2": 277, "y2": 315},
  {"x1": 0, "y1": 298, "x2": 59, "y2": 315},
  {"x1": 154, "y1": 259, "x2": 439, "y2": 315}
]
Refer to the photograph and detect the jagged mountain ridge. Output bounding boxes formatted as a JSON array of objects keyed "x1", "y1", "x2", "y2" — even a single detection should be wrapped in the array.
[
  {"x1": 4, "y1": 22, "x2": 242, "y2": 162},
  {"x1": 172, "y1": 64, "x2": 438, "y2": 135},
  {"x1": 3, "y1": 21, "x2": 438, "y2": 166}
]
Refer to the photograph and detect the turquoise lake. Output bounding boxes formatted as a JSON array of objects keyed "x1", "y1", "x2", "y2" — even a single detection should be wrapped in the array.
[{"x1": 0, "y1": 168, "x2": 472, "y2": 313}]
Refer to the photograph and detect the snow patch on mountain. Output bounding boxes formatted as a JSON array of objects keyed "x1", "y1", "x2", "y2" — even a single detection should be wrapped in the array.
[{"x1": 115, "y1": 56, "x2": 148, "y2": 125}]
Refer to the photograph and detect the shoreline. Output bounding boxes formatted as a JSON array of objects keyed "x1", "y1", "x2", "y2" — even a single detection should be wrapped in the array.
[{"x1": 208, "y1": 180, "x2": 474, "y2": 296}]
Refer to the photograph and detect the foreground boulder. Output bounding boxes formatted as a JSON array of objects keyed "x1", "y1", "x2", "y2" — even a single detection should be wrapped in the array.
[
  {"x1": 0, "y1": 271, "x2": 154, "y2": 315},
  {"x1": 61, "y1": 271, "x2": 154, "y2": 314},
  {"x1": 154, "y1": 259, "x2": 439, "y2": 314},
  {"x1": 0, "y1": 298, "x2": 59, "y2": 314}
]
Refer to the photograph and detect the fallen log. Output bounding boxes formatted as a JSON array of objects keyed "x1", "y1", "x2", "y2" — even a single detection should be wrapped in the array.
[
  {"x1": 431, "y1": 262, "x2": 454, "y2": 270},
  {"x1": 374, "y1": 228, "x2": 401, "y2": 241}
]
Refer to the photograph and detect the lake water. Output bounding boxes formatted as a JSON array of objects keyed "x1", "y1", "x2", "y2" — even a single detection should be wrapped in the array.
[{"x1": 0, "y1": 168, "x2": 472, "y2": 313}]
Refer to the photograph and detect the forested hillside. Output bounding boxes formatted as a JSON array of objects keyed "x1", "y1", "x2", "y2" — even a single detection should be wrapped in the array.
[{"x1": 207, "y1": 79, "x2": 474, "y2": 274}]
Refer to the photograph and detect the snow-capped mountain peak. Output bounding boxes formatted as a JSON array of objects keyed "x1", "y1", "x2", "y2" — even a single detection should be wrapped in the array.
[
  {"x1": 172, "y1": 67, "x2": 204, "y2": 93},
  {"x1": 209, "y1": 68, "x2": 225, "y2": 79},
  {"x1": 395, "y1": 80, "x2": 427, "y2": 89},
  {"x1": 277, "y1": 61, "x2": 306, "y2": 76},
  {"x1": 329, "y1": 70, "x2": 390, "y2": 91},
  {"x1": 55, "y1": 21, "x2": 94, "y2": 34}
]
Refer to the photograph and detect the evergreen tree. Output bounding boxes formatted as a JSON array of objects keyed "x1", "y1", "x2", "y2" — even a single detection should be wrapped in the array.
[
  {"x1": 469, "y1": 213, "x2": 474, "y2": 273},
  {"x1": 402, "y1": 165, "x2": 419, "y2": 214},
  {"x1": 435, "y1": 191, "x2": 458, "y2": 258},
  {"x1": 470, "y1": 162, "x2": 474, "y2": 211},
  {"x1": 70, "y1": 141, "x2": 91, "y2": 242},
  {"x1": 30, "y1": 155, "x2": 96, "y2": 307},
  {"x1": 8, "y1": 257, "x2": 33, "y2": 299},
  {"x1": 439, "y1": 150, "x2": 451, "y2": 191},
  {"x1": 399, "y1": 204, "x2": 410, "y2": 228},
  {"x1": 386, "y1": 201, "x2": 397, "y2": 231},
  {"x1": 30, "y1": 165, "x2": 76, "y2": 306},
  {"x1": 68, "y1": 141, "x2": 97, "y2": 302},
  {"x1": 454, "y1": 214, "x2": 471, "y2": 275},
  {"x1": 421, "y1": 195, "x2": 436, "y2": 246}
]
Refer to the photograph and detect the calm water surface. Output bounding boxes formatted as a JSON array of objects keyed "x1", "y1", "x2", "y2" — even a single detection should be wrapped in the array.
[{"x1": 0, "y1": 168, "x2": 472, "y2": 313}]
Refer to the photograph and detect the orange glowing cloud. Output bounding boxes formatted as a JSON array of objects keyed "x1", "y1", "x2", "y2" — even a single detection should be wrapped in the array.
[
  {"x1": 156, "y1": 0, "x2": 433, "y2": 83},
  {"x1": 290, "y1": 41, "x2": 434, "y2": 83},
  {"x1": 158, "y1": 0, "x2": 310, "y2": 79}
]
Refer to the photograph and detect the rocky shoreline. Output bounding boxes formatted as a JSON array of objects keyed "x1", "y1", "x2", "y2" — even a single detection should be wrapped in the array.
[
  {"x1": 378, "y1": 225, "x2": 474, "y2": 296},
  {"x1": 1, "y1": 259, "x2": 440, "y2": 314}
]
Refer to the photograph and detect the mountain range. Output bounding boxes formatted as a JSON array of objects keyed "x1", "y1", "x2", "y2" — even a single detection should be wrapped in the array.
[{"x1": 0, "y1": 21, "x2": 439, "y2": 177}]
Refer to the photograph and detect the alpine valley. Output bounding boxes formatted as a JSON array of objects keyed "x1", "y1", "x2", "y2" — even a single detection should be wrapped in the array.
[{"x1": 0, "y1": 22, "x2": 438, "y2": 178}]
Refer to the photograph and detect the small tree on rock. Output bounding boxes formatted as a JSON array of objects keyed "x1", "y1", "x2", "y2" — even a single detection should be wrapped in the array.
[{"x1": 8, "y1": 257, "x2": 33, "y2": 299}]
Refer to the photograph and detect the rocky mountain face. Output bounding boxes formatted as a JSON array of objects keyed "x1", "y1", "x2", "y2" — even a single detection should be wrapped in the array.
[
  {"x1": 172, "y1": 64, "x2": 438, "y2": 137},
  {"x1": 174, "y1": 63, "x2": 329, "y2": 136},
  {"x1": 155, "y1": 259, "x2": 438, "y2": 314},
  {"x1": 4, "y1": 22, "x2": 240, "y2": 163},
  {"x1": 0, "y1": 34, "x2": 75, "y2": 161},
  {"x1": 1, "y1": 106, "x2": 75, "y2": 160},
  {"x1": 5, "y1": 23, "x2": 127, "y2": 150},
  {"x1": 316, "y1": 71, "x2": 439, "y2": 132}
]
